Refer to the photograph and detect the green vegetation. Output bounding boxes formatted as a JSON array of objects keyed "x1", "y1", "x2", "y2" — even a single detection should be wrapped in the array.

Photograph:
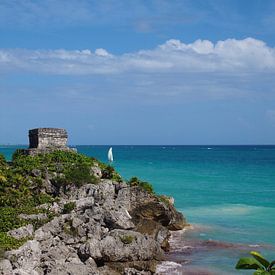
[
  {"x1": 128, "y1": 177, "x2": 154, "y2": 194},
  {"x1": 0, "y1": 150, "x2": 113, "y2": 253},
  {"x1": 0, "y1": 154, "x2": 6, "y2": 166},
  {"x1": 62, "y1": 202, "x2": 76, "y2": 214},
  {"x1": 120, "y1": 235, "x2": 134, "y2": 244},
  {"x1": 0, "y1": 232, "x2": 29, "y2": 251},
  {"x1": 236, "y1": 251, "x2": 275, "y2": 274},
  {"x1": 99, "y1": 163, "x2": 123, "y2": 182}
]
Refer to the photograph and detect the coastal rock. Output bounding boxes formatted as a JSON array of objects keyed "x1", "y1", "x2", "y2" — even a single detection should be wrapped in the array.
[
  {"x1": 0, "y1": 259, "x2": 13, "y2": 275},
  {"x1": 104, "y1": 209, "x2": 135, "y2": 230},
  {"x1": 6, "y1": 240, "x2": 41, "y2": 273},
  {"x1": 90, "y1": 165, "x2": 102, "y2": 179},
  {"x1": 106, "y1": 261, "x2": 158, "y2": 274},
  {"x1": 124, "y1": 267, "x2": 151, "y2": 275},
  {"x1": 18, "y1": 213, "x2": 48, "y2": 221},
  {"x1": 75, "y1": 197, "x2": 95, "y2": 211},
  {"x1": 2, "y1": 176, "x2": 186, "y2": 274},
  {"x1": 7, "y1": 224, "x2": 34, "y2": 240},
  {"x1": 100, "y1": 229, "x2": 163, "y2": 262},
  {"x1": 124, "y1": 186, "x2": 187, "y2": 230},
  {"x1": 78, "y1": 238, "x2": 102, "y2": 260}
]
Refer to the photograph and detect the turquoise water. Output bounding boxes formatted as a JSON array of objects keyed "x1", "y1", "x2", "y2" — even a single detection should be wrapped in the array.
[{"x1": 1, "y1": 145, "x2": 275, "y2": 274}]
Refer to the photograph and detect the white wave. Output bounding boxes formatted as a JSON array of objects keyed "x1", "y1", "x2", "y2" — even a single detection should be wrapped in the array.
[{"x1": 156, "y1": 261, "x2": 182, "y2": 274}]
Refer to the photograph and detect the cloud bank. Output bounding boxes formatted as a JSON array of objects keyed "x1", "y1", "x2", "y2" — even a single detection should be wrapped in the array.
[{"x1": 0, "y1": 38, "x2": 275, "y2": 75}]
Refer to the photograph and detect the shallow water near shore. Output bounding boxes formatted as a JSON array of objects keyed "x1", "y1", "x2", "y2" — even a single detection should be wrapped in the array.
[{"x1": 1, "y1": 145, "x2": 275, "y2": 274}]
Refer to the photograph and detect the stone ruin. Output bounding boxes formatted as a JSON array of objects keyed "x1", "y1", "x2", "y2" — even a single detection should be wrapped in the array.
[{"x1": 21, "y1": 128, "x2": 75, "y2": 155}]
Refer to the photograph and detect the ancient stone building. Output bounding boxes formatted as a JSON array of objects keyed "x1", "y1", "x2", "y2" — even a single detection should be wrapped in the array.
[
  {"x1": 29, "y1": 128, "x2": 68, "y2": 149},
  {"x1": 21, "y1": 128, "x2": 75, "y2": 155}
]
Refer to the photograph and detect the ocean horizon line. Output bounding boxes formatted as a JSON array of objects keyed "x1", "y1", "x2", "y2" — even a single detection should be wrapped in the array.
[{"x1": 1, "y1": 144, "x2": 275, "y2": 147}]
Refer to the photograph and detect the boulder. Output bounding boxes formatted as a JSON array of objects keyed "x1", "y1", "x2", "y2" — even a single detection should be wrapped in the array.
[
  {"x1": 104, "y1": 208, "x2": 135, "y2": 230},
  {"x1": 100, "y1": 229, "x2": 163, "y2": 262},
  {"x1": 7, "y1": 224, "x2": 34, "y2": 240},
  {"x1": 6, "y1": 240, "x2": 41, "y2": 273},
  {"x1": 90, "y1": 166, "x2": 102, "y2": 179},
  {"x1": 78, "y1": 238, "x2": 102, "y2": 261},
  {"x1": 116, "y1": 186, "x2": 187, "y2": 230},
  {"x1": 75, "y1": 197, "x2": 94, "y2": 211},
  {"x1": 0, "y1": 259, "x2": 13, "y2": 275},
  {"x1": 18, "y1": 213, "x2": 48, "y2": 221}
]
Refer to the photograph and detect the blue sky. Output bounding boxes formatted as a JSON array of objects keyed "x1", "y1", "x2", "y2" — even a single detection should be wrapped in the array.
[{"x1": 1, "y1": 0, "x2": 275, "y2": 144}]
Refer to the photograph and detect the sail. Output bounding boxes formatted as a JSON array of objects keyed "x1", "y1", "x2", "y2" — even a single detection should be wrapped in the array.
[{"x1": 108, "y1": 147, "x2": 113, "y2": 162}]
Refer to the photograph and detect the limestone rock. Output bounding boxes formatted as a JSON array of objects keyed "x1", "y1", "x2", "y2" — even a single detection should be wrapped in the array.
[
  {"x1": 0, "y1": 259, "x2": 13, "y2": 275},
  {"x1": 7, "y1": 224, "x2": 34, "y2": 240},
  {"x1": 3, "y1": 175, "x2": 186, "y2": 274},
  {"x1": 90, "y1": 166, "x2": 102, "y2": 179},
  {"x1": 6, "y1": 240, "x2": 41, "y2": 273},
  {"x1": 100, "y1": 229, "x2": 163, "y2": 262},
  {"x1": 104, "y1": 208, "x2": 135, "y2": 230},
  {"x1": 78, "y1": 238, "x2": 102, "y2": 260},
  {"x1": 18, "y1": 213, "x2": 48, "y2": 221},
  {"x1": 75, "y1": 197, "x2": 94, "y2": 211}
]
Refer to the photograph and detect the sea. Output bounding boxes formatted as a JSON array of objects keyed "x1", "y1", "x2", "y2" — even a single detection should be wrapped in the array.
[{"x1": 1, "y1": 145, "x2": 275, "y2": 274}]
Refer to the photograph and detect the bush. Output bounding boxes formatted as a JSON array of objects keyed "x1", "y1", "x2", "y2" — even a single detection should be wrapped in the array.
[
  {"x1": 0, "y1": 154, "x2": 6, "y2": 167},
  {"x1": 0, "y1": 207, "x2": 28, "y2": 232},
  {"x1": 128, "y1": 177, "x2": 154, "y2": 194},
  {"x1": 64, "y1": 163, "x2": 98, "y2": 187},
  {"x1": 62, "y1": 202, "x2": 76, "y2": 214},
  {"x1": 99, "y1": 162, "x2": 122, "y2": 182},
  {"x1": 0, "y1": 232, "x2": 29, "y2": 251}
]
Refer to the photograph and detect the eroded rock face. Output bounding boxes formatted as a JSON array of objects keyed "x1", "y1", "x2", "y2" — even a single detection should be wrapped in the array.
[{"x1": 0, "y1": 179, "x2": 187, "y2": 275}]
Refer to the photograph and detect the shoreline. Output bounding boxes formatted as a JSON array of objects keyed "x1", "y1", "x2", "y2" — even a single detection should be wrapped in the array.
[{"x1": 156, "y1": 223, "x2": 275, "y2": 275}]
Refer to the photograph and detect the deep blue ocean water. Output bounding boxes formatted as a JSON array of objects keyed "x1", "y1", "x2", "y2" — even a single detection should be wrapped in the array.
[{"x1": 1, "y1": 145, "x2": 275, "y2": 274}]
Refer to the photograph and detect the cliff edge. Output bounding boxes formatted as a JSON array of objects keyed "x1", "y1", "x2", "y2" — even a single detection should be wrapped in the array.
[{"x1": 0, "y1": 150, "x2": 187, "y2": 275}]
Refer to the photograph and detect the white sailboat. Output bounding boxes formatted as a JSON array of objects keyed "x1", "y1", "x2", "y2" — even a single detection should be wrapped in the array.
[{"x1": 108, "y1": 147, "x2": 113, "y2": 162}]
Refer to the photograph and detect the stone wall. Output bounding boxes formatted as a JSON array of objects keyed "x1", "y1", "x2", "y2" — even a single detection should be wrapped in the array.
[
  {"x1": 29, "y1": 128, "x2": 68, "y2": 149},
  {"x1": 19, "y1": 128, "x2": 75, "y2": 156}
]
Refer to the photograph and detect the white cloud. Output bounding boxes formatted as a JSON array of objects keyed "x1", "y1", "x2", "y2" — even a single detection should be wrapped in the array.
[
  {"x1": 95, "y1": 48, "x2": 112, "y2": 57},
  {"x1": 0, "y1": 38, "x2": 275, "y2": 75}
]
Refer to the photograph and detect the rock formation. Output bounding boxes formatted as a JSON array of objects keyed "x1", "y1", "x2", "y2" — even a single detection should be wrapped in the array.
[{"x1": 0, "y1": 176, "x2": 187, "y2": 274}]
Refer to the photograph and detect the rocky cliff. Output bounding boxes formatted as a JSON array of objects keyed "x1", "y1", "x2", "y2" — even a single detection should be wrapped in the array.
[{"x1": 0, "y1": 151, "x2": 187, "y2": 275}]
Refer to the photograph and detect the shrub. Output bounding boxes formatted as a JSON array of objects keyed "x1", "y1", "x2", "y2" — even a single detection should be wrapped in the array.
[
  {"x1": 0, "y1": 207, "x2": 28, "y2": 232},
  {"x1": 0, "y1": 232, "x2": 29, "y2": 251},
  {"x1": 120, "y1": 235, "x2": 134, "y2": 244},
  {"x1": 128, "y1": 177, "x2": 154, "y2": 194},
  {"x1": 101, "y1": 165, "x2": 114, "y2": 179},
  {"x1": 62, "y1": 202, "x2": 76, "y2": 214},
  {"x1": 236, "y1": 251, "x2": 275, "y2": 274},
  {"x1": 99, "y1": 162, "x2": 122, "y2": 182},
  {"x1": 64, "y1": 163, "x2": 98, "y2": 187}
]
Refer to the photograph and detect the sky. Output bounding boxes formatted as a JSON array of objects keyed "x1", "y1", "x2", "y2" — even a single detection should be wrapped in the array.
[{"x1": 1, "y1": 0, "x2": 275, "y2": 145}]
